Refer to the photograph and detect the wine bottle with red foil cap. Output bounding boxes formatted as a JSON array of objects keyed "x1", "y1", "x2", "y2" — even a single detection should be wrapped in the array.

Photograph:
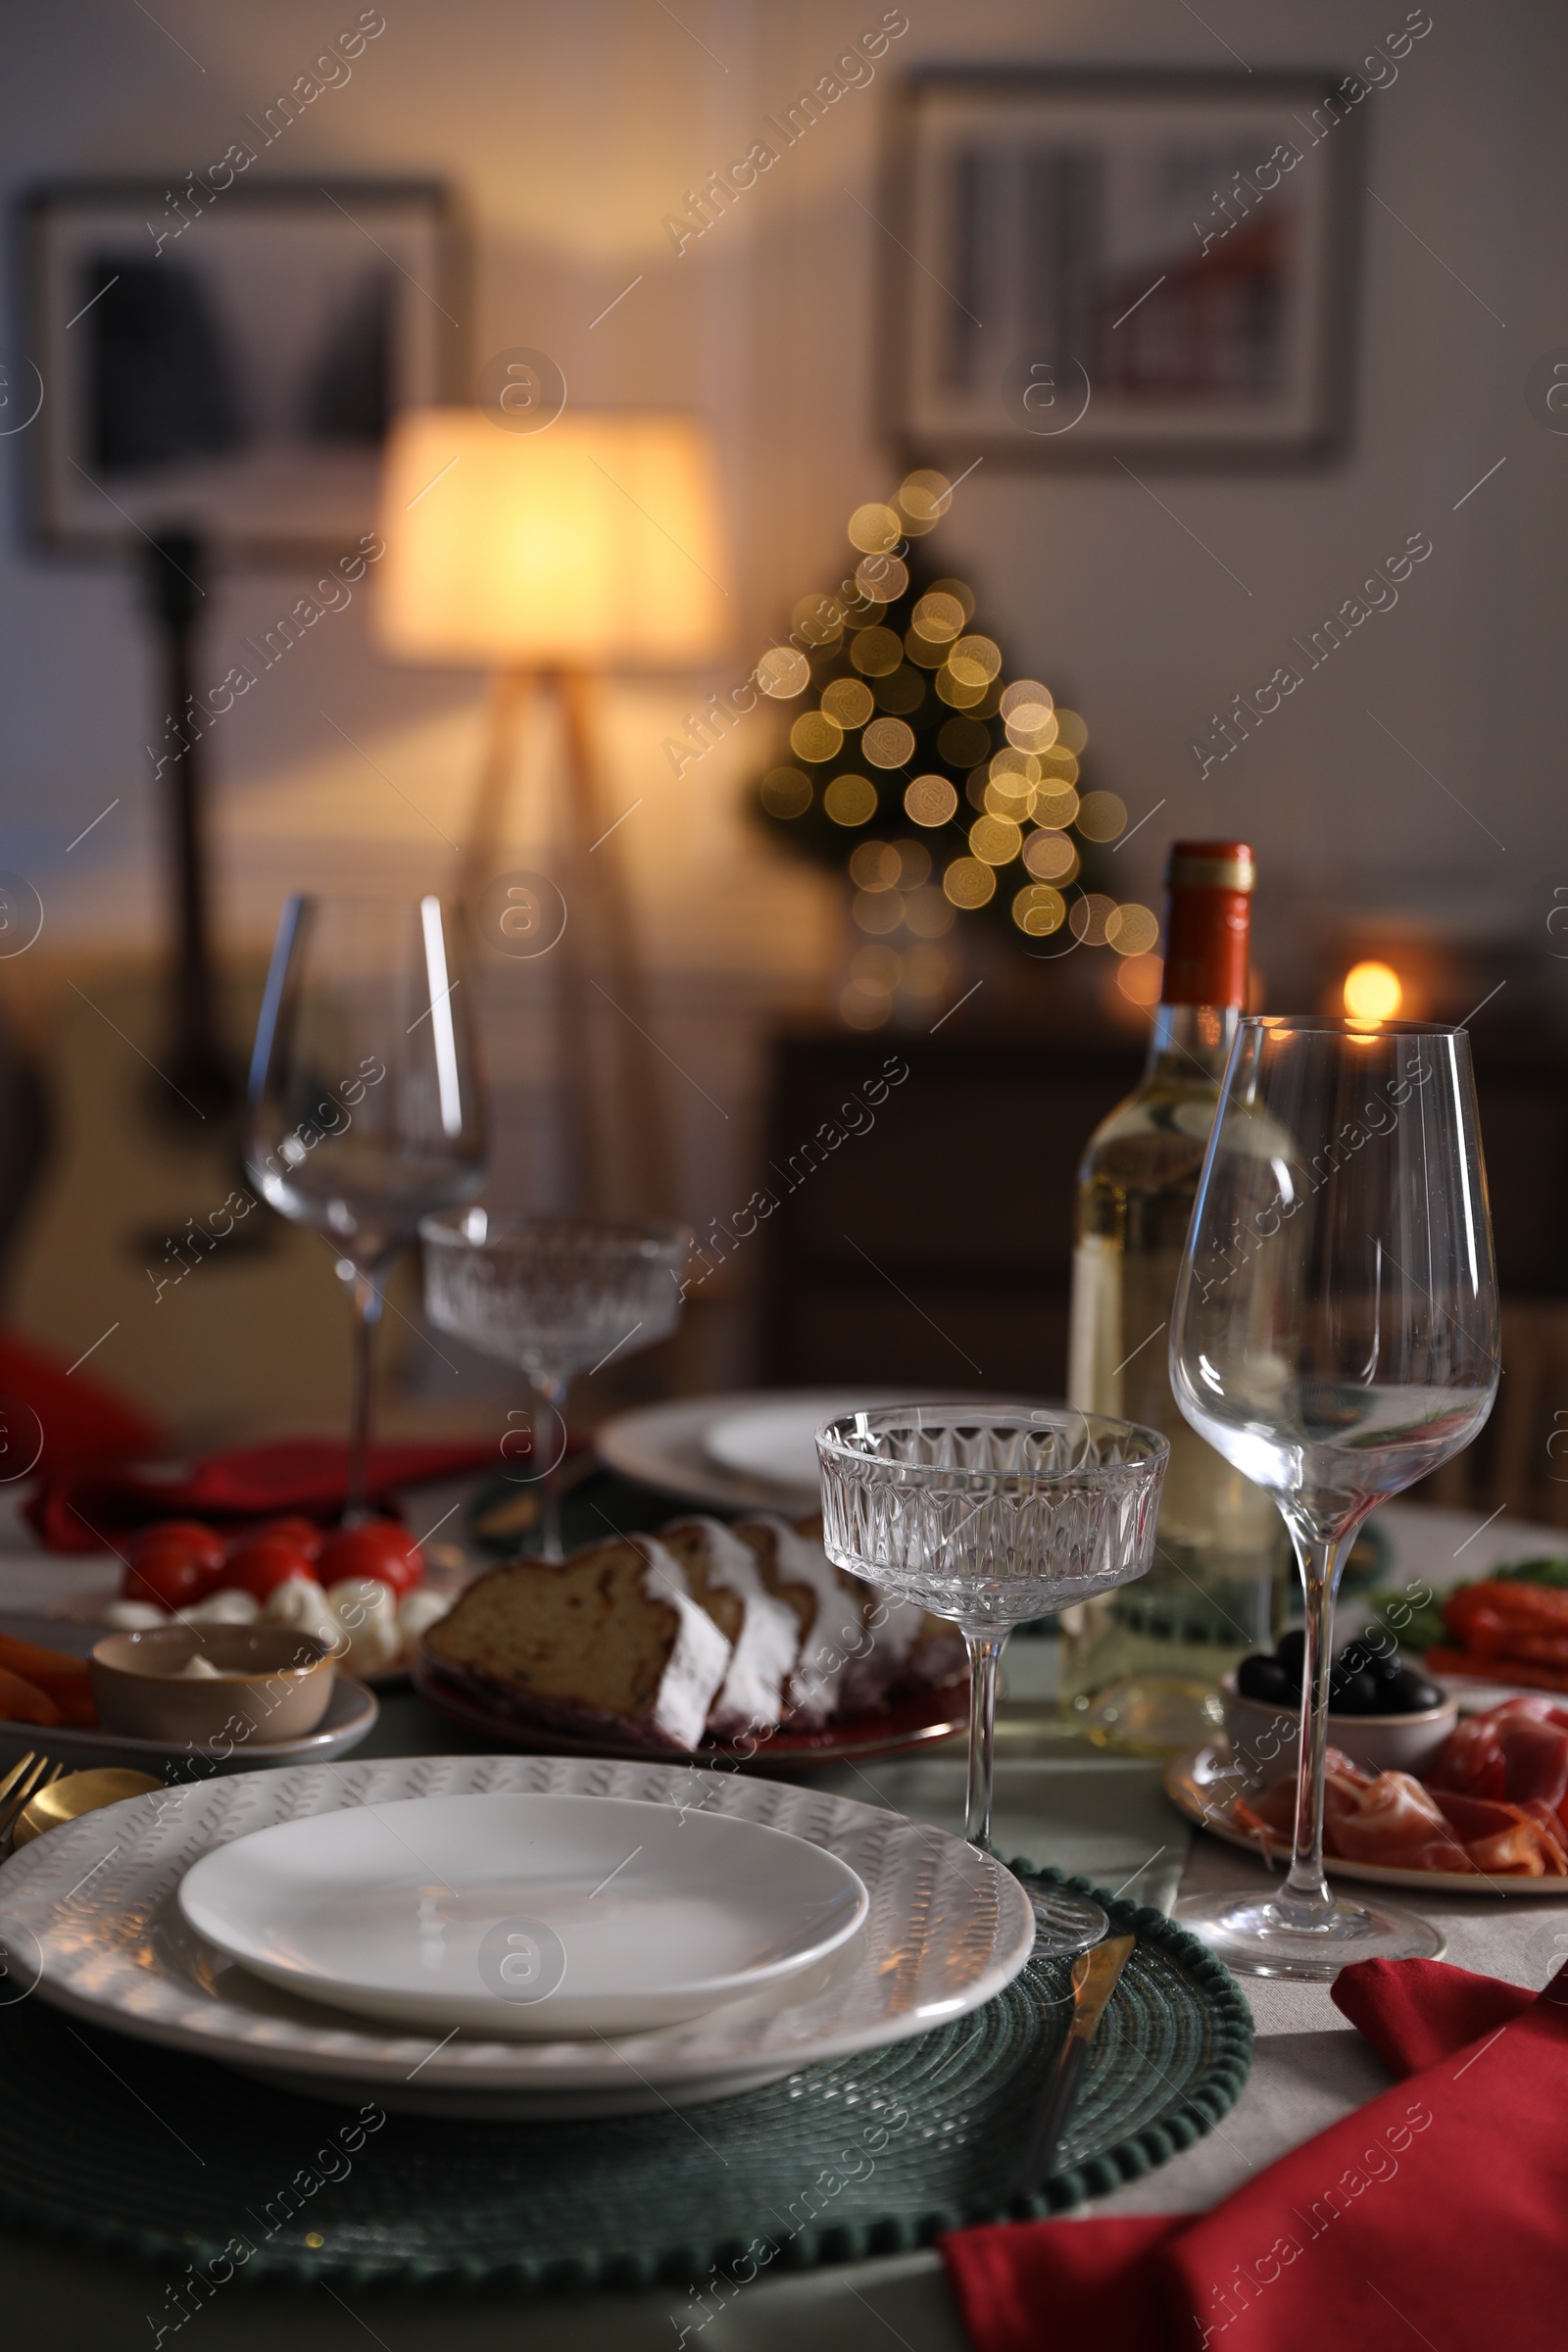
[{"x1": 1062, "y1": 841, "x2": 1286, "y2": 1751}]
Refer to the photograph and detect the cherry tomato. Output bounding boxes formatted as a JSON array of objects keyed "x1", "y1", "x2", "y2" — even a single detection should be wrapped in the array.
[
  {"x1": 125, "y1": 1519, "x2": 225, "y2": 1577},
  {"x1": 228, "y1": 1515, "x2": 324, "y2": 1566},
  {"x1": 120, "y1": 1546, "x2": 211, "y2": 1612},
  {"x1": 318, "y1": 1523, "x2": 424, "y2": 1598},
  {"x1": 222, "y1": 1537, "x2": 320, "y2": 1603}
]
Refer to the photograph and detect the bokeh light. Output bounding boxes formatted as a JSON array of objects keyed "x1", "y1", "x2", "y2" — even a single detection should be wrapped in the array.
[
  {"x1": 1012, "y1": 882, "x2": 1066, "y2": 936},
  {"x1": 821, "y1": 676, "x2": 874, "y2": 729},
  {"x1": 943, "y1": 857, "x2": 997, "y2": 909},
  {"x1": 1000, "y1": 679, "x2": 1054, "y2": 721},
  {"x1": 760, "y1": 765, "x2": 811, "y2": 817},
  {"x1": 848, "y1": 502, "x2": 902, "y2": 555},
  {"x1": 853, "y1": 888, "x2": 904, "y2": 935},
  {"x1": 910, "y1": 591, "x2": 965, "y2": 643},
  {"x1": 969, "y1": 812, "x2": 1023, "y2": 865},
  {"x1": 905, "y1": 774, "x2": 958, "y2": 827},
  {"x1": 792, "y1": 593, "x2": 844, "y2": 646},
  {"x1": 758, "y1": 646, "x2": 810, "y2": 698},
  {"x1": 856, "y1": 554, "x2": 908, "y2": 604},
  {"x1": 1053, "y1": 708, "x2": 1090, "y2": 754},
  {"x1": 839, "y1": 982, "x2": 890, "y2": 1030},
  {"x1": 824, "y1": 772, "x2": 877, "y2": 825},
  {"x1": 905, "y1": 627, "x2": 950, "y2": 669},
  {"x1": 862, "y1": 716, "x2": 916, "y2": 768},
  {"x1": 1075, "y1": 790, "x2": 1128, "y2": 843},
  {"x1": 1104, "y1": 901, "x2": 1159, "y2": 956},
  {"x1": 790, "y1": 710, "x2": 844, "y2": 762},
  {"x1": 897, "y1": 470, "x2": 953, "y2": 532},
  {"x1": 852, "y1": 945, "x2": 903, "y2": 993},
  {"x1": 896, "y1": 839, "x2": 932, "y2": 887},
  {"x1": 1068, "y1": 891, "x2": 1117, "y2": 946},
  {"x1": 849, "y1": 839, "x2": 903, "y2": 891},
  {"x1": 1344, "y1": 959, "x2": 1403, "y2": 1019},
  {"x1": 1116, "y1": 953, "x2": 1163, "y2": 1007},
  {"x1": 850, "y1": 626, "x2": 904, "y2": 677},
  {"x1": 1031, "y1": 784, "x2": 1080, "y2": 831},
  {"x1": 1022, "y1": 830, "x2": 1078, "y2": 883},
  {"x1": 949, "y1": 634, "x2": 1003, "y2": 687},
  {"x1": 937, "y1": 666, "x2": 988, "y2": 709}
]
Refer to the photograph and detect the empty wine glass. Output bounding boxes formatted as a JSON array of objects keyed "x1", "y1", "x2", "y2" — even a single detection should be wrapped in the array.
[
  {"x1": 246, "y1": 895, "x2": 487, "y2": 1519},
  {"x1": 816, "y1": 1404, "x2": 1168, "y2": 1954},
  {"x1": 1169, "y1": 1016, "x2": 1499, "y2": 1978},
  {"x1": 420, "y1": 1210, "x2": 692, "y2": 1561}
]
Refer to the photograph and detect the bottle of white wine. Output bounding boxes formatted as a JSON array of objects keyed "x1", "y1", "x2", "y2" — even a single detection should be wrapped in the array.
[{"x1": 1062, "y1": 840, "x2": 1285, "y2": 1752}]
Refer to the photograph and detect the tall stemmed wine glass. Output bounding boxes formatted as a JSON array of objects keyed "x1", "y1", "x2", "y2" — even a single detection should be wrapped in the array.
[
  {"x1": 246, "y1": 895, "x2": 487, "y2": 1520},
  {"x1": 817, "y1": 1405, "x2": 1168, "y2": 1955},
  {"x1": 1169, "y1": 1016, "x2": 1499, "y2": 1978},
  {"x1": 420, "y1": 1211, "x2": 692, "y2": 1562}
]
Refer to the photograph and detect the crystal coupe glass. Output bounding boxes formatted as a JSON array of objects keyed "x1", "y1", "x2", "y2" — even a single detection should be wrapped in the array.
[
  {"x1": 1168, "y1": 1017, "x2": 1499, "y2": 1979},
  {"x1": 421, "y1": 1210, "x2": 692, "y2": 1561},
  {"x1": 817, "y1": 1404, "x2": 1168, "y2": 1954}
]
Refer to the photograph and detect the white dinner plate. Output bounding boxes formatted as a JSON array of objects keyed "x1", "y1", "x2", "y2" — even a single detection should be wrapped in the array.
[
  {"x1": 176, "y1": 1790, "x2": 868, "y2": 2037},
  {"x1": 597, "y1": 1390, "x2": 993, "y2": 1513},
  {"x1": 1168, "y1": 1741, "x2": 1568, "y2": 1895},
  {"x1": 0, "y1": 1755, "x2": 1036, "y2": 2118},
  {"x1": 0, "y1": 1672, "x2": 378, "y2": 1777}
]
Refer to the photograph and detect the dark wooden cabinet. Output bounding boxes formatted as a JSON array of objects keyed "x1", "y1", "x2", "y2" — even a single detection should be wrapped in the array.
[
  {"x1": 760, "y1": 1029, "x2": 1144, "y2": 1394},
  {"x1": 759, "y1": 1023, "x2": 1568, "y2": 1396}
]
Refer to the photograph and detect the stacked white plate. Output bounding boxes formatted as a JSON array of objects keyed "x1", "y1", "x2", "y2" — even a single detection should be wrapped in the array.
[{"x1": 0, "y1": 1756, "x2": 1036, "y2": 2119}]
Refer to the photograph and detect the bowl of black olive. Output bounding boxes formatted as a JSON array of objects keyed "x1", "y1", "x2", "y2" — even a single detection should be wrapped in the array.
[{"x1": 1221, "y1": 1630, "x2": 1455, "y2": 1785}]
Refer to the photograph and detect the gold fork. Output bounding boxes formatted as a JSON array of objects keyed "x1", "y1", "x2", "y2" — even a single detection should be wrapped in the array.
[{"x1": 0, "y1": 1754, "x2": 64, "y2": 1858}]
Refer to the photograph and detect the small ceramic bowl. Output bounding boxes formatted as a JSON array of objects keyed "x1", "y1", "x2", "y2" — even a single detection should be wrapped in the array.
[
  {"x1": 90, "y1": 1626, "x2": 336, "y2": 1745},
  {"x1": 1220, "y1": 1671, "x2": 1457, "y2": 1788}
]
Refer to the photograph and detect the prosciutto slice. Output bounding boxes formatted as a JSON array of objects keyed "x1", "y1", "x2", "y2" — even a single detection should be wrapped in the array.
[{"x1": 1326, "y1": 1771, "x2": 1476, "y2": 1872}]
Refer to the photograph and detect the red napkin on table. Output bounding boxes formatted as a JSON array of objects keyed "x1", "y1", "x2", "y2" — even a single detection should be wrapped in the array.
[
  {"x1": 943, "y1": 1955, "x2": 1561, "y2": 2351},
  {"x1": 0, "y1": 1324, "x2": 166, "y2": 1479},
  {"x1": 24, "y1": 1437, "x2": 498, "y2": 1552}
]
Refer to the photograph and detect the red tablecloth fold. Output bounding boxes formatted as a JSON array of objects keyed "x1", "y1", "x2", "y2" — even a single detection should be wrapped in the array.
[
  {"x1": 24, "y1": 1438, "x2": 497, "y2": 1552},
  {"x1": 943, "y1": 1955, "x2": 1566, "y2": 2351}
]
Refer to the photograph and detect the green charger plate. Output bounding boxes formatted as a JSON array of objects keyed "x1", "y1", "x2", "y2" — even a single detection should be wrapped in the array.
[{"x1": 0, "y1": 1868, "x2": 1250, "y2": 2292}]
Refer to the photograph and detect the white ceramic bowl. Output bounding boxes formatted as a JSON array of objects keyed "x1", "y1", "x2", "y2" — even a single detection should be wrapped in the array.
[{"x1": 1220, "y1": 1670, "x2": 1457, "y2": 1788}]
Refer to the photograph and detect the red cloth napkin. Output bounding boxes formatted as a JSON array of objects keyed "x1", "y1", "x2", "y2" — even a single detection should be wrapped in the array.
[
  {"x1": 943, "y1": 1955, "x2": 1564, "y2": 2351},
  {"x1": 0, "y1": 1324, "x2": 166, "y2": 1479},
  {"x1": 24, "y1": 1437, "x2": 498, "y2": 1551}
]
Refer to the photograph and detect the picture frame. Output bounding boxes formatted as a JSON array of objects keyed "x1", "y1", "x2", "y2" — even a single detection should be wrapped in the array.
[
  {"x1": 19, "y1": 176, "x2": 465, "y2": 562},
  {"x1": 878, "y1": 67, "x2": 1366, "y2": 469}
]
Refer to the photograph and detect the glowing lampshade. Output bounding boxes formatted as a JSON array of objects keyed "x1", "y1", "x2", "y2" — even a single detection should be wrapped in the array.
[{"x1": 376, "y1": 410, "x2": 727, "y2": 669}]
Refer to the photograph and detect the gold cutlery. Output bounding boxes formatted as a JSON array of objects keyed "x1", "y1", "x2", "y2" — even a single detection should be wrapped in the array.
[
  {"x1": 1016, "y1": 1933, "x2": 1137, "y2": 2195},
  {"x1": 13, "y1": 1767, "x2": 164, "y2": 1850},
  {"x1": 0, "y1": 1754, "x2": 65, "y2": 1858}
]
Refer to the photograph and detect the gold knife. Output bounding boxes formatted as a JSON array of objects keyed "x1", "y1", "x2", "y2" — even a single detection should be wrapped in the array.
[{"x1": 1016, "y1": 1934, "x2": 1137, "y2": 2195}]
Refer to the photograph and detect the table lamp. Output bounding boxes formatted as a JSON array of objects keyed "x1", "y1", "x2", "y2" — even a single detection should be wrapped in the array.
[{"x1": 374, "y1": 410, "x2": 728, "y2": 1217}]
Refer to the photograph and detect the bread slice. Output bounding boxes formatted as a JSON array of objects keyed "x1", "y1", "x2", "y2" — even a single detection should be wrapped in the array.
[
  {"x1": 654, "y1": 1518, "x2": 802, "y2": 1736},
  {"x1": 734, "y1": 1515, "x2": 872, "y2": 1725},
  {"x1": 421, "y1": 1536, "x2": 730, "y2": 1751}
]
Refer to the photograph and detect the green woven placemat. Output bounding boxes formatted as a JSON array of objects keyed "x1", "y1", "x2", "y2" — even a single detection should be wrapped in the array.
[{"x1": 0, "y1": 1868, "x2": 1250, "y2": 2293}]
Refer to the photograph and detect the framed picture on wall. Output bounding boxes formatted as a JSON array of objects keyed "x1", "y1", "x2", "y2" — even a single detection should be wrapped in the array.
[
  {"x1": 20, "y1": 177, "x2": 464, "y2": 560},
  {"x1": 878, "y1": 67, "x2": 1366, "y2": 468}
]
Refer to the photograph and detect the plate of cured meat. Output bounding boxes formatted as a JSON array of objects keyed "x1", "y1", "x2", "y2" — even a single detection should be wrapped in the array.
[
  {"x1": 1167, "y1": 1697, "x2": 1568, "y2": 1892},
  {"x1": 413, "y1": 1510, "x2": 968, "y2": 1768}
]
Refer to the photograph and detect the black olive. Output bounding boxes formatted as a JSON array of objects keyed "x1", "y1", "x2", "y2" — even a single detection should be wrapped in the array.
[
  {"x1": 1237, "y1": 1652, "x2": 1291, "y2": 1702},
  {"x1": 1387, "y1": 1667, "x2": 1444, "y2": 1713},
  {"x1": 1329, "y1": 1669, "x2": 1381, "y2": 1715},
  {"x1": 1275, "y1": 1628, "x2": 1307, "y2": 1684}
]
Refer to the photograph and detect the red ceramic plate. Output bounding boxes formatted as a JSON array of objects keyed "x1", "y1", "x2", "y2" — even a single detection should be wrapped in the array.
[{"x1": 411, "y1": 1659, "x2": 966, "y2": 1770}]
